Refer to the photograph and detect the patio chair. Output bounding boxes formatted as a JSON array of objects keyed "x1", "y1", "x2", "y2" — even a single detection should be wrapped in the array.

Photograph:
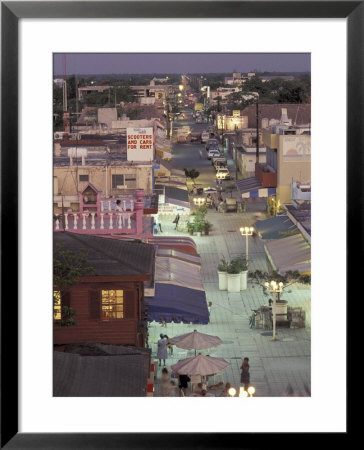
[{"x1": 190, "y1": 374, "x2": 202, "y2": 392}]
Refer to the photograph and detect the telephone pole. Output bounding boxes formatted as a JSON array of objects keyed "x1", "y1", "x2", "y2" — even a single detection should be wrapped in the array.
[{"x1": 256, "y1": 100, "x2": 260, "y2": 164}]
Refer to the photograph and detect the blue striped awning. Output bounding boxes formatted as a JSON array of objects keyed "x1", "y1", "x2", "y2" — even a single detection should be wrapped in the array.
[
  {"x1": 146, "y1": 283, "x2": 209, "y2": 324},
  {"x1": 236, "y1": 177, "x2": 276, "y2": 198}
]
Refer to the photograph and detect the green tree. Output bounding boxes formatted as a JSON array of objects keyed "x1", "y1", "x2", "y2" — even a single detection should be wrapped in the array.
[
  {"x1": 183, "y1": 168, "x2": 200, "y2": 185},
  {"x1": 53, "y1": 243, "x2": 94, "y2": 326},
  {"x1": 248, "y1": 269, "x2": 311, "y2": 300}
]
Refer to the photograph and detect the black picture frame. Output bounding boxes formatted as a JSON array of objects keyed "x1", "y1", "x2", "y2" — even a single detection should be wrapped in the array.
[{"x1": 1, "y1": 1, "x2": 358, "y2": 448}]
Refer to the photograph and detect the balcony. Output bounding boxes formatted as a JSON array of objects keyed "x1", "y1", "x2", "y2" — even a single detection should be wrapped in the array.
[
  {"x1": 255, "y1": 163, "x2": 277, "y2": 188},
  {"x1": 54, "y1": 211, "x2": 138, "y2": 235}
]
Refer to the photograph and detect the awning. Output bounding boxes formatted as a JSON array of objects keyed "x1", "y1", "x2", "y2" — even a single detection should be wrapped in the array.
[
  {"x1": 146, "y1": 283, "x2": 209, "y2": 324},
  {"x1": 155, "y1": 256, "x2": 204, "y2": 291},
  {"x1": 236, "y1": 177, "x2": 276, "y2": 198},
  {"x1": 254, "y1": 215, "x2": 300, "y2": 240},
  {"x1": 156, "y1": 247, "x2": 201, "y2": 265},
  {"x1": 264, "y1": 233, "x2": 311, "y2": 275}
]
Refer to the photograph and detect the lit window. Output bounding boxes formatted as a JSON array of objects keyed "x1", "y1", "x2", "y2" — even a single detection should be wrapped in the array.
[
  {"x1": 54, "y1": 290, "x2": 61, "y2": 320},
  {"x1": 101, "y1": 290, "x2": 124, "y2": 320}
]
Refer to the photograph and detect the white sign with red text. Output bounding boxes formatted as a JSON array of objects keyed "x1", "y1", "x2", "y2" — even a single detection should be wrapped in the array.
[{"x1": 127, "y1": 127, "x2": 154, "y2": 161}]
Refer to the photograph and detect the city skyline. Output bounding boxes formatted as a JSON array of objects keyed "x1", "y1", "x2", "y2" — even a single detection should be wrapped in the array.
[{"x1": 54, "y1": 53, "x2": 311, "y2": 76}]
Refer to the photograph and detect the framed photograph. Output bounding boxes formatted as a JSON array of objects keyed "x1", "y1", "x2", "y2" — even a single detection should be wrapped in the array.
[{"x1": 2, "y1": 1, "x2": 358, "y2": 448}]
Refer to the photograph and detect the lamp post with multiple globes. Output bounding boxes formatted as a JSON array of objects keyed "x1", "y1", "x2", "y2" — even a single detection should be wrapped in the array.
[
  {"x1": 264, "y1": 280, "x2": 284, "y2": 341},
  {"x1": 240, "y1": 226, "x2": 255, "y2": 261}
]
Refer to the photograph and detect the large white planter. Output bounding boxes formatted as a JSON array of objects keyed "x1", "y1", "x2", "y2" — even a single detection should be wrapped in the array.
[
  {"x1": 240, "y1": 270, "x2": 248, "y2": 290},
  {"x1": 218, "y1": 271, "x2": 227, "y2": 290},
  {"x1": 227, "y1": 273, "x2": 241, "y2": 293}
]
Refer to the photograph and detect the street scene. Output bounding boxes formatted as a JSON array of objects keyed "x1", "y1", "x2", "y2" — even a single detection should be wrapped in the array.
[{"x1": 53, "y1": 53, "x2": 311, "y2": 398}]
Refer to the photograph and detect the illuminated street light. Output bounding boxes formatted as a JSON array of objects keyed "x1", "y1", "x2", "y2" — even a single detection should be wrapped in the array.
[
  {"x1": 239, "y1": 387, "x2": 248, "y2": 397},
  {"x1": 264, "y1": 280, "x2": 284, "y2": 341},
  {"x1": 228, "y1": 387, "x2": 237, "y2": 397},
  {"x1": 179, "y1": 84, "x2": 184, "y2": 91},
  {"x1": 247, "y1": 386, "x2": 256, "y2": 397},
  {"x1": 193, "y1": 197, "x2": 206, "y2": 206},
  {"x1": 239, "y1": 226, "x2": 255, "y2": 261}
]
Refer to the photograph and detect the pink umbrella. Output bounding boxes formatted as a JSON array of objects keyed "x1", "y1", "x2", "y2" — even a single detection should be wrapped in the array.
[
  {"x1": 169, "y1": 329, "x2": 222, "y2": 355},
  {"x1": 171, "y1": 354, "x2": 230, "y2": 376}
]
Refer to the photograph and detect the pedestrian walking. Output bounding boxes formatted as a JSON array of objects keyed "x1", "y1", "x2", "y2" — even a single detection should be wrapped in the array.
[
  {"x1": 178, "y1": 374, "x2": 191, "y2": 396},
  {"x1": 240, "y1": 357, "x2": 250, "y2": 391},
  {"x1": 161, "y1": 367, "x2": 171, "y2": 396},
  {"x1": 173, "y1": 213, "x2": 180, "y2": 230},
  {"x1": 157, "y1": 333, "x2": 168, "y2": 367},
  {"x1": 165, "y1": 334, "x2": 174, "y2": 356},
  {"x1": 208, "y1": 302, "x2": 212, "y2": 322}
]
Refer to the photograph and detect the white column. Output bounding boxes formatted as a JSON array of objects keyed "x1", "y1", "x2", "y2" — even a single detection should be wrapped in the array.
[
  {"x1": 73, "y1": 214, "x2": 78, "y2": 229},
  {"x1": 55, "y1": 217, "x2": 60, "y2": 230},
  {"x1": 82, "y1": 214, "x2": 87, "y2": 230},
  {"x1": 108, "y1": 213, "x2": 113, "y2": 229},
  {"x1": 91, "y1": 213, "x2": 96, "y2": 230},
  {"x1": 64, "y1": 213, "x2": 69, "y2": 230},
  {"x1": 101, "y1": 202, "x2": 104, "y2": 212},
  {"x1": 118, "y1": 213, "x2": 122, "y2": 229},
  {"x1": 100, "y1": 213, "x2": 104, "y2": 229},
  {"x1": 127, "y1": 213, "x2": 131, "y2": 229},
  {"x1": 123, "y1": 200, "x2": 126, "y2": 211},
  {"x1": 130, "y1": 200, "x2": 134, "y2": 211},
  {"x1": 108, "y1": 200, "x2": 112, "y2": 212}
]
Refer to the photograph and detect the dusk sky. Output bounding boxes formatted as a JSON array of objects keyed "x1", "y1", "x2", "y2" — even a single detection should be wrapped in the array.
[{"x1": 54, "y1": 53, "x2": 310, "y2": 75}]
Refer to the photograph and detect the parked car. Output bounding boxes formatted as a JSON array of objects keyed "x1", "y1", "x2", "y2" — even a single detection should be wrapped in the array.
[
  {"x1": 207, "y1": 149, "x2": 221, "y2": 160},
  {"x1": 212, "y1": 155, "x2": 227, "y2": 167},
  {"x1": 205, "y1": 138, "x2": 220, "y2": 151},
  {"x1": 201, "y1": 131, "x2": 210, "y2": 143},
  {"x1": 216, "y1": 167, "x2": 231, "y2": 180},
  {"x1": 190, "y1": 132, "x2": 202, "y2": 142}
]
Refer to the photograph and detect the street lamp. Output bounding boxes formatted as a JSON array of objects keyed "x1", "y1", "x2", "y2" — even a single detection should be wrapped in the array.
[
  {"x1": 264, "y1": 280, "x2": 284, "y2": 341},
  {"x1": 228, "y1": 387, "x2": 237, "y2": 397},
  {"x1": 247, "y1": 386, "x2": 256, "y2": 397},
  {"x1": 239, "y1": 386, "x2": 255, "y2": 397},
  {"x1": 240, "y1": 226, "x2": 255, "y2": 261}
]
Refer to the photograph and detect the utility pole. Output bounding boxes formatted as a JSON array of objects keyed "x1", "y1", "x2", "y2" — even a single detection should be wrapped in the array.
[{"x1": 256, "y1": 100, "x2": 260, "y2": 164}]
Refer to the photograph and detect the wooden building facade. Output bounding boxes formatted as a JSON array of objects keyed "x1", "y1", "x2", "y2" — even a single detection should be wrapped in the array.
[{"x1": 54, "y1": 233, "x2": 154, "y2": 348}]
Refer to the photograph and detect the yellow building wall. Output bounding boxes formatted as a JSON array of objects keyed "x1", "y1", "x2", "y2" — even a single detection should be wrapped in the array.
[
  {"x1": 53, "y1": 165, "x2": 153, "y2": 197},
  {"x1": 277, "y1": 135, "x2": 311, "y2": 204},
  {"x1": 262, "y1": 129, "x2": 278, "y2": 148}
]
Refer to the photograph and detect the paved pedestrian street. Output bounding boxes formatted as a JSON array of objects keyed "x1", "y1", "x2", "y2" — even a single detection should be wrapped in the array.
[{"x1": 150, "y1": 210, "x2": 311, "y2": 397}]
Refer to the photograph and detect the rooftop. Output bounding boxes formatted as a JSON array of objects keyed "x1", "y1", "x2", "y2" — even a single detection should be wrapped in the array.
[{"x1": 54, "y1": 232, "x2": 155, "y2": 277}]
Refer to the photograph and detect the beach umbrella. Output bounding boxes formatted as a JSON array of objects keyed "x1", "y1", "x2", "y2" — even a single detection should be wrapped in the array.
[
  {"x1": 171, "y1": 354, "x2": 230, "y2": 376},
  {"x1": 169, "y1": 329, "x2": 222, "y2": 355}
]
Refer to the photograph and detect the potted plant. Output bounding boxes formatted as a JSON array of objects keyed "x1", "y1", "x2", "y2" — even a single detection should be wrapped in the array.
[
  {"x1": 195, "y1": 220, "x2": 204, "y2": 237},
  {"x1": 186, "y1": 221, "x2": 195, "y2": 236},
  {"x1": 226, "y1": 260, "x2": 241, "y2": 293},
  {"x1": 234, "y1": 256, "x2": 248, "y2": 290},
  {"x1": 217, "y1": 256, "x2": 228, "y2": 290},
  {"x1": 202, "y1": 220, "x2": 213, "y2": 235}
]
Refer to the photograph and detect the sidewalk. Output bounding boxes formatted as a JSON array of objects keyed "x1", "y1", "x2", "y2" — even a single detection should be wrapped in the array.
[{"x1": 149, "y1": 209, "x2": 311, "y2": 397}]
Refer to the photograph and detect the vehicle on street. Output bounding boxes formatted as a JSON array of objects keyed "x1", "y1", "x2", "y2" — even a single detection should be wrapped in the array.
[
  {"x1": 212, "y1": 155, "x2": 227, "y2": 168},
  {"x1": 196, "y1": 116, "x2": 203, "y2": 124},
  {"x1": 207, "y1": 149, "x2": 221, "y2": 160},
  {"x1": 205, "y1": 138, "x2": 220, "y2": 151},
  {"x1": 216, "y1": 167, "x2": 231, "y2": 180},
  {"x1": 201, "y1": 131, "x2": 210, "y2": 143},
  {"x1": 190, "y1": 132, "x2": 202, "y2": 142}
]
